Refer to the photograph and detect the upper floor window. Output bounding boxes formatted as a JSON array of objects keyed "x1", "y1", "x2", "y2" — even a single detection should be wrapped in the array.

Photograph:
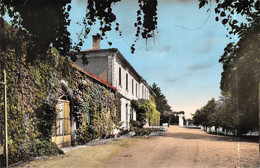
[
  {"x1": 142, "y1": 85, "x2": 144, "y2": 98},
  {"x1": 132, "y1": 79, "x2": 134, "y2": 94},
  {"x1": 136, "y1": 83, "x2": 138, "y2": 96},
  {"x1": 126, "y1": 73, "x2": 128, "y2": 90},
  {"x1": 119, "y1": 67, "x2": 121, "y2": 85}
]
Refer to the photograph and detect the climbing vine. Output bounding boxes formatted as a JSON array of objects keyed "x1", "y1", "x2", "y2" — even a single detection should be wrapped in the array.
[
  {"x1": 66, "y1": 67, "x2": 121, "y2": 144},
  {"x1": 0, "y1": 20, "x2": 120, "y2": 164},
  {"x1": 131, "y1": 99, "x2": 160, "y2": 127}
]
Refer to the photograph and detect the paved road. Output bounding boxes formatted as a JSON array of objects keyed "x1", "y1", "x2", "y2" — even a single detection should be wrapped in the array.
[{"x1": 102, "y1": 126, "x2": 258, "y2": 168}]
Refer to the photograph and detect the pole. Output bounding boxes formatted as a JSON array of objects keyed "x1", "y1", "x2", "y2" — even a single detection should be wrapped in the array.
[
  {"x1": 4, "y1": 69, "x2": 8, "y2": 168},
  {"x1": 0, "y1": 69, "x2": 8, "y2": 168},
  {"x1": 257, "y1": 72, "x2": 260, "y2": 165},
  {"x1": 254, "y1": 69, "x2": 260, "y2": 165},
  {"x1": 258, "y1": 79, "x2": 260, "y2": 165}
]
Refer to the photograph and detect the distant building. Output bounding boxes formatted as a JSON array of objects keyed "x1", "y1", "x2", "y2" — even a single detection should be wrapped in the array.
[
  {"x1": 74, "y1": 35, "x2": 151, "y2": 129},
  {"x1": 164, "y1": 111, "x2": 185, "y2": 127}
]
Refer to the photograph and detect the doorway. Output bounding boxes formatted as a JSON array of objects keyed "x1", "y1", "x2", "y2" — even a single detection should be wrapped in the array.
[
  {"x1": 126, "y1": 104, "x2": 128, "y2": 129},
  {"x1": 52, "y1": 99, "x2": 71, "y2": 148}
]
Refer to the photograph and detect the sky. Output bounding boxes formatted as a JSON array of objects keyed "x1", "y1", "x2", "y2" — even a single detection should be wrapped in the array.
[{"x1": 68, "y1": 0, "x2": 234, "y2": 119}]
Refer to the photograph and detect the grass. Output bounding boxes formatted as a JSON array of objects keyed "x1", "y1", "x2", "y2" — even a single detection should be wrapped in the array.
[{"x1": 14, "y1": 138, "x2": 144, "y2": 168}]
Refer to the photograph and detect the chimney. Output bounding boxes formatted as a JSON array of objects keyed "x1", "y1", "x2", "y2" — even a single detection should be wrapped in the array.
[{"x1": 92, "y1": 35, "x2": 100, "y2": 50}]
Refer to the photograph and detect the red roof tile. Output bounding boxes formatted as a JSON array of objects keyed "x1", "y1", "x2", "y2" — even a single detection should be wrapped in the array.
[{"x1": 70, "y1": 62, "x2": 118, "y2": 91}]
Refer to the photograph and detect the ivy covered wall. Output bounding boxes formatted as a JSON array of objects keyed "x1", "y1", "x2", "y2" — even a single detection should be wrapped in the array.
[
  {"x1": 0, "y1": 20, "x2": 120, "y2": 164},
  {"x1": 131, "y1": 99, "x2": 160, "y2": 127}
]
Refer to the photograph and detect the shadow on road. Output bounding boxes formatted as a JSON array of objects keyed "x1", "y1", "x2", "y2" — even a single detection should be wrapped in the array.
[{"x1": 163, "y1": 128, "x2": 258, "y2": 144}]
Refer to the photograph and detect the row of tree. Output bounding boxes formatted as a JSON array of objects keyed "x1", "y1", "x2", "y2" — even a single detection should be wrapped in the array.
[{"x1": 193, "y1": 14, "x2": 259, "y2": 135}]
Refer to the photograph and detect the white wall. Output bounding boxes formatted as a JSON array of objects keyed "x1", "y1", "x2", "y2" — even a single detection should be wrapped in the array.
[
  {"x1": 74, "y1": 52, "x2": 150, "y2": 129},
  {"x1": 112, "y1": 56, "x2": 151, "y2": 128}
]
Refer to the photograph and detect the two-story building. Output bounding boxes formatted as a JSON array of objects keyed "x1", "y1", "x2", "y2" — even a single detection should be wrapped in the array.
[{"x1": 74, "y1": 35, "x2": 151, "y2": 129}]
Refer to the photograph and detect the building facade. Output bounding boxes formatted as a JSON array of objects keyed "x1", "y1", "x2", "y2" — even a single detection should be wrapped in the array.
[{"x1": 75, "y1": 36, "x2": 151, "y2": 129}]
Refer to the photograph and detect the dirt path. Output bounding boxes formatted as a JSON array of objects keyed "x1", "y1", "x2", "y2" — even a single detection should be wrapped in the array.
[
  {"x1": 101, "y1": 126, "x2": 259, "y2": 168},
  {"x1": 16, "y1": 126, "x2": 258, "y2": 168}
]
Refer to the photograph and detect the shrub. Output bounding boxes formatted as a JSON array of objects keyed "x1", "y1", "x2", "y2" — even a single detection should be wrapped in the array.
[
  {"x1": 131, "y1": 127, "x2": 156, "y2": 136},
  {"x1": 34, "y1": 139, "x2": 63, "y2": 156},
  {"x1": 117, "y1": 129, "x2": 130, "y2": 137},
  {"x1": 77, "y1": 125, "x2": 95, "y2": 144},
  {"x1": 130, "y1": 120, "x2": 142, "y2": 128}
]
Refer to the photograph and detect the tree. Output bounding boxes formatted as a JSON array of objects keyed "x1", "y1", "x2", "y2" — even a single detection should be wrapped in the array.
[
  {"x1": 0, "y1": 0, "x2": 158, "y2": 59},
  {"x1": 193, "y1": 98, "x2": 216, "y2": 127},
  {"x1": 150, "y1": 83, "x2": 171, "y2": 124},
  {"x1": 1, "y1": 0, "x2": 259, "y2": 57},
  {"x1": 0, "y1": 1, "x2": 72, "y2": 61},
  {"x1": 199, "y1": 0, "x2": 259, "y2": 38},
  {"x1": 131, "y1": 99, "x2": 160, "y2": 127},
  {"x1": 219, "y1": 23, "x2": 259, "y2": 134},
  {"x1": 198, "y1": 0, "x2": 259, "y2": 135},
  {"x1": 1, "y1": 0, "x2": 258, "y2": 59}
]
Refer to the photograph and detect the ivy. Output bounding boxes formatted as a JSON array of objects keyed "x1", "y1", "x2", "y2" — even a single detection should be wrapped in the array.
[
  {"x1": 131, "y1": 99, "x2": 160, "y2": 127},
  {"x1": 0, "y1": 20, "x2": 121, "y2": 164}
]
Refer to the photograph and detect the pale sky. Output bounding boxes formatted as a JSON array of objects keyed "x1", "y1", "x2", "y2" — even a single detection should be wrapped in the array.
[{"x1": 69, "y1": 0, "x2": 234, "y2": 119}]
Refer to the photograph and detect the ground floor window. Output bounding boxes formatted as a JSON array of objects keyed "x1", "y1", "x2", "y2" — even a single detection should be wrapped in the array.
[{"x1": 130, "y1": 108, "x2": 133, "y2": 120}]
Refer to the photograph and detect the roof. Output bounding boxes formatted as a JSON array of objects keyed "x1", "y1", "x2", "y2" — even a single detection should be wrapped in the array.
[
  {"x1": 80, "y1": 48, "x2": 151, "y2": 90},
  {"x1": 164, "y1": 111, "x2": 185, "y2": 115},
  {"x1": 70, "y1": 62, "x2": 118, "y2": 91}
]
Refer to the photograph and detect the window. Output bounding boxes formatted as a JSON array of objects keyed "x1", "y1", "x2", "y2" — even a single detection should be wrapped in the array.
[
  {"x1": 119, "y1": 67, "x2": 121, "y2": 85},
  {"x1": 126, "y1": 73, "x2": 128, "y2": 90},
  {"x1": 132, "y1": 79, "x2": 134, "y2": 94},
  {"x1": 130, "y1": 108, "x2": 133, "y2": 120},
  {"x1": 136, "y1": 83, "x2": 137, "y2": 96},
  {"x1": 142, "y1": 86, "x2": 144, "y2": 98},
  {"x1": 126, "y1": 104, "x2": 129, "y2": 129}
]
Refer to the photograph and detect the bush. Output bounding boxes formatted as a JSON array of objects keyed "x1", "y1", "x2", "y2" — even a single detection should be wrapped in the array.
[
  {"x1": 36, "y1": 103, "x2": 56, "y2": 140},
  {"x1": 130, "y1": 120, "x2": 142, "y2": 128},
  {"x1": 117, "y1": 129, "x2": 130, "y2": 137},
  {"x1": 34, "y1": 139, "x2": 64, "y2": 156},
  {"x1": 131, "y1": 127, "x2": 157, "y2": 136},
  {"x1": 77, "y1": 125, "x2": 95, "y2": 144}
]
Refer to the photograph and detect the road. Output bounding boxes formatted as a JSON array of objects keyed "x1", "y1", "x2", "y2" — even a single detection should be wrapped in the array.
[
  {"x1": 101, "y1": 126, "x2": 258, "y2": 168},
  {"x1": 17, "y1": 126, "x2": 258, "y2": 168}
]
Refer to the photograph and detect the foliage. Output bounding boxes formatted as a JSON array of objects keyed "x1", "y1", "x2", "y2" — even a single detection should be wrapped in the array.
[
  {"x1": 34, "y1": 139, "x2": 63, "y2": 157},
  {"x1": 130, "y1": 127, "x2": 159, "y2": 136},
  {"x1": 0, "y1": 1, "x2": 72, "y2": 61},
  {"x1": 199, "y1": 0, "x2": 260, "y2": 38},
  {"x1": 0, "y1": 0, "x2": 158, "y2": 56},
  {"x1": 70, "y1": 76, "x2": 121, "y2": 144},
  {"x1": 130, "y1": 120, "x2": 143, "y2": 128},
  {"x1": 193, "y1": 92, "x2": 258, "y2": 135},
  {"x1": 150, "y1": 83, "x2": 171, "y2": 124},
  {"x1": 0, "y1": 20, "x2": 120, "y2": 164},
  {"x1": 36, "y1": 103, "x2": 57, "y2": 141},
  {"x1": 131, "y1": 99, "x2": 160, "y2": 127},
  {"x1": 1, "y1": 0, "x2": 258, "y2": 56},
  {"x1": 193, "y1": 98, "x2": 216, "y2": 127},
  {"x1": 219, "y1": 19, "x2": 259, "y2": 134},
  {"x1": 194, "y1": 1, "x2": 259, "y2": 136},
  {"x1": 77, "y1": 124, "x2": 95, "y2": 144},
  {"x1": 117, "y1": 129, "x2": 130, "y2": 137}
]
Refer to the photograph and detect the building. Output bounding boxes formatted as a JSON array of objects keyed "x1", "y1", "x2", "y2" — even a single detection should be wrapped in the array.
[
  {"x1": 164, "y1": 111, "x2": 185, "y2": 127},
  {"x1": 74, "y1": 35, "x2": 151, "y2": 129},
  {"x1": 52, "y1": 62, "x2": 118, "y2": 148}
]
